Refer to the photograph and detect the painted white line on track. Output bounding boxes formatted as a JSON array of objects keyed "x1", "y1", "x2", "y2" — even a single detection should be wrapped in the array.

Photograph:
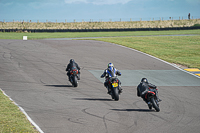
[
  {"x1": 0, "y1": 88, "x2": 44, "y2": 133},
  {"x1": 110, "y1": 42, "x2": 200, "y2": 79}
]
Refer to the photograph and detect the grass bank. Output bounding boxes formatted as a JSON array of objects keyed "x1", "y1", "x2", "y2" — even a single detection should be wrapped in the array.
[
  {"x1": 0, "y1": 90, "x2": 39, "y2": 133},
  {"x1": 0, "y1": 29, "x2": 200, "y2": 39},
  {"x1": 91, "y1": 35, "x2": 200, "y2": 69},
  {"x1": 1, "y1": 19, "x2": 200, "y2": 29}
]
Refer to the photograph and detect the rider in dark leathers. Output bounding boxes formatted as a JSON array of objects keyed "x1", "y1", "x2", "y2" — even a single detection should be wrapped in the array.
[
  {"x1": 66, "y1": 59, "x2": 80, "y2": 80},
  {"x1": 137, "y1": 78, "x2": 161, "y2": 109},
  {"x1": 101, "y1": 63, "x2": 122, "y2": 94}
]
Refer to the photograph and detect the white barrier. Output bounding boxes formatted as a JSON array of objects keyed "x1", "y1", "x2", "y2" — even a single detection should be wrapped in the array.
[{"x1": 23, "y1": 36, "x2": 27, "y2": 40}]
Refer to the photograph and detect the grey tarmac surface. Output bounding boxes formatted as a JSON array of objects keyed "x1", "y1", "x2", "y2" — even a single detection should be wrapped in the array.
[{"x1": 0, "y1": 39, "x2": 200, "y2": 133}]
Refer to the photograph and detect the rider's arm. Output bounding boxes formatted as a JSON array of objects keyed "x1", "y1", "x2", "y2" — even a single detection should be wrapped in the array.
[
  {"x1": 100, "y1": 70, "x2": 107, "y2": 78},
  {"x1": 137, "y1": 85, "x2": 141, "y2": 97},
  {"x1": 115, "y1": 68, "x2": 121, "y2": 76},
  {"x1": 117, "y1": 71, "x2": 121, "y2": 76},
  {"x1": 148, "y1": 83, "x2": 157, "y2": 89},
  {"x1": 75, "y1": 63, "x2": 80, "y2": 70},
  {"x1": 66, "y1": 64, "x2": 70, "y2": 71}
]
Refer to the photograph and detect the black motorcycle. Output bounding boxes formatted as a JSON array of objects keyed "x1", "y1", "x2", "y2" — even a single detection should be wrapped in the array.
[
  {"x1": 144, "y1": 90, "x2": 160, "y2": 112},
  {"x1": 69, "y1": 67, "x2": 78, "y2": 87},
  {"x1": 108, "y1": 77, "x2": 121, "y2": 101}
]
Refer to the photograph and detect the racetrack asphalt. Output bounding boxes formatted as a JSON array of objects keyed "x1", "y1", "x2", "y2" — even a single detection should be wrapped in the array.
[{"x1": 0, "y1": 39, "x2": 200, "y2": 133}]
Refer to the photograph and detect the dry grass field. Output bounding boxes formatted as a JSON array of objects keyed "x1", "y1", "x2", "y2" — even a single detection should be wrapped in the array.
[{"x1": 0, "y1": 19, "x2": 200, "y2": 30}]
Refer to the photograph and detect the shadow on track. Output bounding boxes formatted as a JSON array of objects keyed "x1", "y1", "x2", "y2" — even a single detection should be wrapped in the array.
[
  {"x1": 111, "y1": 109, "x2": 154, "y2": 112},
  {"x1": 74, "y1": 98, "x2": 113, "y2": 101},
  {"x1": 45, "y1": 85, "x2": 73, "y2": 87}
]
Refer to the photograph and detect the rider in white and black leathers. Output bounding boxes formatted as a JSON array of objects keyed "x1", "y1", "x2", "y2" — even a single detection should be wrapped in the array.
[
  {"x1": 101, "y1": 63, "x2": 122, "y2": 94},
  {"x1": 66, "y1": 59, "x2": 80, "y2": 80},
  {"x1": 137, "y1": 78, "x2": 161, "y2": 108}
]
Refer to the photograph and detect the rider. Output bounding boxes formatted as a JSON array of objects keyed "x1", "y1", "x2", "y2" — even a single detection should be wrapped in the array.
[
  {"x1": 100, "y1": 63, "x2": 122, "y2": 94},
  {"x1": 137, "y1": 78, "x2": 161, "y2": 109},
  {"x1": 66, "y1": 59, "x2": 80, "y2": 80}
]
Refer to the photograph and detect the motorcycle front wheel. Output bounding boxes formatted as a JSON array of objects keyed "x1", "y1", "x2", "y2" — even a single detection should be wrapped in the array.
[{"x1": 150, "y1": 97, "x2": 160, "y2": 112}]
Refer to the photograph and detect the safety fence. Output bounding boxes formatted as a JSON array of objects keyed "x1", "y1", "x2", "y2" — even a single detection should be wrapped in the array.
[
  {"x1": 1, "y1": 16, "x2": 199, "y2": 23},
  {"x1": 0, "y1": 26, "x2": 199, "y2": 33}
]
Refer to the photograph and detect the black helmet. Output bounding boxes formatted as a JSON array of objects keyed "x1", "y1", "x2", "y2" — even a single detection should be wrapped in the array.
[
  {"x1": 70, "y1": 59, "x2": 74, "y2": 64},
  {"x1": 141, "y1": 78, "x2": 148, "y2": 83}
]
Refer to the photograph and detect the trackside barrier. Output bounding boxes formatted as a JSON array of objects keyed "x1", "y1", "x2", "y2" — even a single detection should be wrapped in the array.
[{"x1": 0, "y1": 26, "x2": 200, "y2": 32}]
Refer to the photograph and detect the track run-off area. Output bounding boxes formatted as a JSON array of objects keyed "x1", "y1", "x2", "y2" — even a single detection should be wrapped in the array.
[{"x1": 0, "y1": 39, "x2": 200, "y2": 133}]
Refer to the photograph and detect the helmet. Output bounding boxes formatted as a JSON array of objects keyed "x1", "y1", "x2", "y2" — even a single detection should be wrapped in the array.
[
  {"x1": 108, "y1": 63, "x2": 114, "y2": 71},
  {"x1": 70, "y1": 59, "x2": 74, "y2": 64},
  {"x1": 141, "y1": 78, "x2": 148, "y2": 83}
]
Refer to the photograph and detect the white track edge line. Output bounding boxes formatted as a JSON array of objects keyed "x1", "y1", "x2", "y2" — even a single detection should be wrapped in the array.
[{"x1": 0, "y1": 88, "x2": 44, "y2": 133}]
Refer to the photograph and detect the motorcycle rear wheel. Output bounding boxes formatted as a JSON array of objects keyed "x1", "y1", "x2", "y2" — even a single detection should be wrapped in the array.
[
  {"x1": 112, "y1": 87, "x2": 119, "y2": 101},
  {"x1": 73, "y1": 76, "x2": 78, "y2": 87}
]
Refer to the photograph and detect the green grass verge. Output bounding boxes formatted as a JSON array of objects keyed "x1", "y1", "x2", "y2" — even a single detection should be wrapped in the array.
[
  {"x1": 0, "y1": 90, "x2": 39, "y2": 133},
  {"x1": 91, "y1": 35, "x2": 200, "y2": 69},
  {"x1": 0, "y1": 29, "x2": 200, "y2": 40}
]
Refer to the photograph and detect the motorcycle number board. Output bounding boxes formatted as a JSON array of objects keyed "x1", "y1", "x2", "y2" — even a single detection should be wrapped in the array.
[{"x1": 112, "y1": 83, "x2": 118, "y2": 87}]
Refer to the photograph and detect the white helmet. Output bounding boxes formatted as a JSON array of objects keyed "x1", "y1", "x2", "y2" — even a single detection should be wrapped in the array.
[{"x1": 108, "y1": 63, "x2": 114, "y2": 71}]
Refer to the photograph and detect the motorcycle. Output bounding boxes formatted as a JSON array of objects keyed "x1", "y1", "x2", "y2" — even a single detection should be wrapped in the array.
[
  {"x1": 144, "y1": 90, "x2": 160, "y2": 112},
  {"x1": 69, "y1": 67, "x2": 78, "y2": 87},
  {"x1": 108, "y1": 77, "x2": 121, "y2": 101}
]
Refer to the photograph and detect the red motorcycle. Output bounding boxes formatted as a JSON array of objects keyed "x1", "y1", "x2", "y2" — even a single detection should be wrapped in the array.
[
  {"x1": 69, "y1": 67, "x2": 78, "y2": 87},
  {"x1": 145, "y1": 90, "x2": 160, "y2": 112}
]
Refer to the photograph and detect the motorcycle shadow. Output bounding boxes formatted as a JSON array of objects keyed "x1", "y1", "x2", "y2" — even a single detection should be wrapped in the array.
[
  {"x1": 74, "y1": 98, "x2": 113, "y2": 101},
  {"x1": 111, "y1": 109, "x2": 155, "y2": 112},
  {"x1": 45, "y1": 85, "x2": 73, "y2": 87}
]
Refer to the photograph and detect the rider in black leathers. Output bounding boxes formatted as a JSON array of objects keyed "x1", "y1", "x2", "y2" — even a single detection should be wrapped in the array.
[
  {"x1": 66, "y1": 59, "x2": 80, "y2": 80},
  {"x1": 137, "y1": 78, "x2": 161, "y2": 108}
]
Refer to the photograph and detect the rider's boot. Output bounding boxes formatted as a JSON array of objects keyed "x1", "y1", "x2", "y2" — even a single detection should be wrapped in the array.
[
  {"x1": 77, "y1": 73, "x2": 80, "y2": 80},
  {"x1": 155, "y1": 90, "x2": 162, "y2": 102},
  {"x1": 77, "y1": 75, "x2": 80, "y2": 80},
  {"x1": 156, "y1": 95, "x2": 162, "y2": 102},
  {"x1": 157, "y1": 98, "x2": 162, "y2": 102},
  {"x1": 147, "y1": 102, "x2": 152, "y2": 110},
  {"x1": 119, "y1": 85, "x2": 123, "y2": 93},
  {"x1": 107, "y1": 86, "x2": 111, "y2": 94}
]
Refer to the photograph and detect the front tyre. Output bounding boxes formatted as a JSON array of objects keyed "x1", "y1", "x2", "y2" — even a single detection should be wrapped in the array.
[{"x1": 150, "y1": 97, "x2": 160, "y2": 112}]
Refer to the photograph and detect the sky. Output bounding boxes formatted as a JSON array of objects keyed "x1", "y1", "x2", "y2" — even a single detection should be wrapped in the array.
[{"x1": 0, "y1": 0, "x2": 200, "y2": 22}]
